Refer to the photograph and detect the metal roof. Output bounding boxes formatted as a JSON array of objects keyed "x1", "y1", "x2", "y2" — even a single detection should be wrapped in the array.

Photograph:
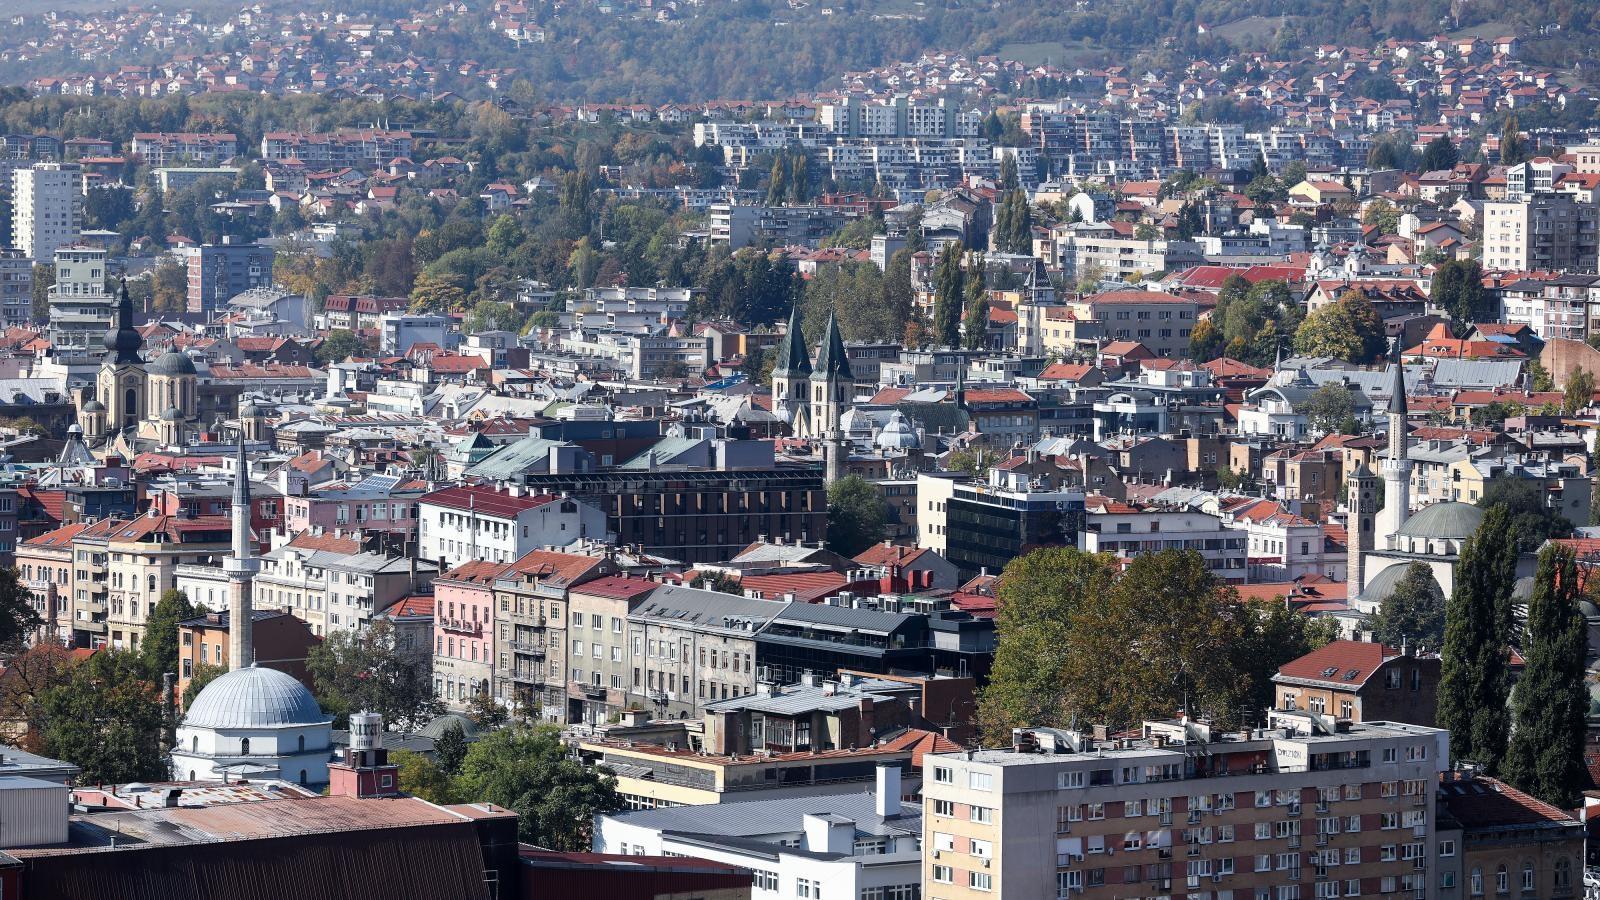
[
  {"x1": 770, "y1": 602, "x2": 916, "y2": 634},
  {"x1": 608, "y1": 791, "x2": 920, "y2": 841},
  {"x1": 630, "y1": 585, "x2": 788, "y2": 634}
]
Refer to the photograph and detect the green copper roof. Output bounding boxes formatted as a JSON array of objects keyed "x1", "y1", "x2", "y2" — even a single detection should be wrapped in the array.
[
  {"x1": 809, "y1": 312, "x2": 853, "y2": 381},
  {"x1": 771, "y1": 300, "x2": 812, "y2": 378}
]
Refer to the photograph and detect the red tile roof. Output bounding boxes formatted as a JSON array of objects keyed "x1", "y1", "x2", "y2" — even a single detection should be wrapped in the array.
[
  {"x1": 962, "y1": 388, "x2": 1033, "y2": 404},
  {"x1": 420, "y1": 485, "x2": 560, "y2": 518},
  {"x1": 887, "y1": 727, "x2": 964, "y2": 768},
  {"x1": 20, "y1": 522, "x2": 90, "y2": 549},
  {"x1": 439, "y1": 559, "x2": 514, "y2": 585},
  {"x1": 385, "y1": 595, "x2": 435, "y2": 618},
  {"x1": 1038, "y1": 362, "x2": 1095, "y2": 381},
  {"x1": 571, "y1": 575, "x2": 658, "y2": 600},
  {"x1": 287, "y1": 531, "x2": 363, "y2": 554},
  {"x1": 505, "y1": 549, "x2": 606, "y2": 587},
  {"x1": 1438, "y1": 774, "x2": 1581, "y2": 829},
  {"x1": 1085, "y1": 290, "x2": 1195, "y2": 305},
  {"x1": 1275, "y1": 640, "x2": 1400, "y2": 687},
  {"x1": 853, "y1": 544, "x2": 932, "y2": 567}
]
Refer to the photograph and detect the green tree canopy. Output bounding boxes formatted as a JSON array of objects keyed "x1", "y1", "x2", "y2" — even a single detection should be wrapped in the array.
[
  {"x1": 931, "y1": 243, "x2": 964, "y2": 348},
  {"x1": 1420, "y1": 135, "x2": 1459, "y2": 173},
  {"x1": 1293, "y1": 292, "x2": 1386, "y2": 363},
  {"x1": 1564, "y1": 368, "x2": 1595, "y2": 415},
  {"x1": 434, "y1": 720, "x2": 469, "y2": 776},
  {"x1": 1303, "y1": 383, "x2": 1361, "y2": 435},
  {"x1": 1437, "y1": 506, "x2": 1520, "y2": 771},
  {"x1": 39, "y1": 651, "x2": 166, "y2": 784},
  {"x1": 394, "y1": 749, "x2": 456, "y2": 804},
  {"x1": 1430, "y1": 259, "x2": 1491, "y2": 327},
  {"x1": 825, "y1": 475, "x2": 887, "y2": 556},
  {"x1": 307, "y1": 619, "x2": 441, "y2": 730},
  {"x1": 977, "y1": 548, "x2": 1118, "y2": 742},
  {"x1": 182, "y1": 662, "x2": 226, "y2": 710},
  {"x1": 315, "y1": 329, "x2": 371, "y2": 366},
  {"x1": 1478, "y1": 477, "x2": 1572, "y2": 552},
  {"x1": 1366, "y1": 562, "x2": 1446, "y2": 650},
  {"x1": 0, "y1": 567, "x2": 39, "y2": 652},
  {"x1": 453, "y1": 725, "x2": 622, "y2": 850},
  {"x1": 1503, "y1": 544, "x2": 1589, "y2": 807},
  {"x1": 140, "y1": 589, "x2": 195, "y2": 680}
]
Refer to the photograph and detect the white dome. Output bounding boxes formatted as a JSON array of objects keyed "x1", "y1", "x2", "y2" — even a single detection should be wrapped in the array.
[
  {"x1": 183, "y1": 666, "x2": 329, "y2": 730},
  {"x1": 875, "y1": 410, "x2": 920, "y2": 451}
]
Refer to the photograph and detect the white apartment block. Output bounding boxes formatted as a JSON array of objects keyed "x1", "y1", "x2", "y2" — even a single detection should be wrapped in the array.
[
  {"x1": 417, "y1": 483, "x2": 608, "y2": 569},
  {"x1": 14, "y1": 162, "x2": 81, "y2": 262},
  {"x1": 1079, "y1": 505, "x2": 1247, "y2": 582}
]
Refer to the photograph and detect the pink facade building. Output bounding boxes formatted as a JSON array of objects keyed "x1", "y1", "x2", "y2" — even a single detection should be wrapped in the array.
[{"x1": 431, "y1": 560, "x2": 509, "y2": 708}]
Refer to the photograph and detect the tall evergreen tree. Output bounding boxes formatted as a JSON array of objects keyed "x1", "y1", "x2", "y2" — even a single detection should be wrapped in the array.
[
  {"x1": 931, "y1": 242, "x2": 964, "y2": 348},
  {"x1": 1500, "y1": 116, "x2": 1529, "y2": 167},
  {"x1": 1420, "y1": 135, "x2": 1459, "y2": 172},
  {"x1": 962, "y1": 264, "x2": 988, "y2": 349},
  {"x1": 766, "y1": 156, "x2": 787, "y2": 206},
  {"x1": 999, "y1": 153, "x2": 1020, "y2": 192},
  {"x1": 1436, "y1": 506, "x2": 1520, "y2": 771},
  {"x1": 1503, "y1": 544, "x2": 1589, "y2": 807}
]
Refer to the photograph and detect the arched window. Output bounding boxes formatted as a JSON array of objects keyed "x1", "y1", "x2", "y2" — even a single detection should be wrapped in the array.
[
  {"x1": 1471, "y1": 868, "x2": 1484, "y2": 897},
  {"x1": 299, "y1": 769, "x2": 307, "y2": 785},
  {"x1": 1496, "y1": 864, "x2": 1508, "y2": 894},
  {"x1": 297, "y1": 735, "x2": 305, "y2": 752},
  {"x1": 1555, "y1": 859, "x2": 1572, "y2": 890},
  {"x1": 191, "y1": 736, "x2": 198, "y2": 752},
  {"x1": 240, "y1": 737, "x2": 250, "y2": 755},
  {"x1": 1521, "y1": 862, "x2": 1535, "y2": 892},
  {"x1": 189, "y1": 770, "x2": 195, "y2": 780},
  {"x1": 148, "y1": 574, "x2": 157, "y2": 593}
]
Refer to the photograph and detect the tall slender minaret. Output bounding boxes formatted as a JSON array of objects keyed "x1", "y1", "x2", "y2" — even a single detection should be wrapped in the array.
[
  {"x1": 224, "y1": 432, "x2": 258, "y2": 670},
  {"x1": 1375, "y1": 344, "x2": 1411, "y2": 544}
]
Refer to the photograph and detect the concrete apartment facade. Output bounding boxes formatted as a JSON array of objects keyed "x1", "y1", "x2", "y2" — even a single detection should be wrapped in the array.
[{"x1": 921, "y1": 715, "x2": 1446, "y2": 900}]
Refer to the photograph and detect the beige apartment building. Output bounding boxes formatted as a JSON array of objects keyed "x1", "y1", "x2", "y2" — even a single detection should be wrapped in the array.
[
  {"x1": 922, "y1": 713, "x2": 1447, "y2": 900},
  {"x1": 103, "y1": 514, "x2": 233, "y2": 652}
]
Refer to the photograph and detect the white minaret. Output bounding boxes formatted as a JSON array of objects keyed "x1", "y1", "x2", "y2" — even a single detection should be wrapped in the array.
[
  {"x1": 1375, "y1": 348, "x2": 1411, "y2": 544},
  {"x1": 224, "y1": 432, "x2": 258, "y2": 670}
]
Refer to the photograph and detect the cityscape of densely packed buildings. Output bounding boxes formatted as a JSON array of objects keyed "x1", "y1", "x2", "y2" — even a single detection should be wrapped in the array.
[{"x1": 0, "y1": 8, "x2": 1596, "y2": 899}]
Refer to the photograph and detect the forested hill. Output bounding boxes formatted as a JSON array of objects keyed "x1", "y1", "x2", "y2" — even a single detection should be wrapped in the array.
[{"x1": 405, "y1": 0, "x2": 1600, "y2": 103}]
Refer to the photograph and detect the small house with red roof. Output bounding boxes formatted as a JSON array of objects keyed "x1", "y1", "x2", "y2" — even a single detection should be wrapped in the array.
[{"x1": 1272, "y1": 640, "x2": 1440, "y2": 726}]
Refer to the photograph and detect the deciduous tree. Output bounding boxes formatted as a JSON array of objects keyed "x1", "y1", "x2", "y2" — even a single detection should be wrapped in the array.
[
  {"x1": 825, "y1": 476, "x2": 887, "y2": 556},
  {"x1": 977, "y1": 548, "x2": 1118, "y2": 742},
  {"x1": 453, "y1": 725, "x2": 622, "y2": 850},
  {"x1": 140, "y1": 589, "x2": 195, "y2": 680},
  {"x1": 1366, "y1": 562, "x2": 1446, "y2": 649},
  {"x1": 39, "y1": 651, "x2": 166, "y2": 784},
  {"x1": 307, "y1": 619, "x2": 441, "y2": 730}
]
